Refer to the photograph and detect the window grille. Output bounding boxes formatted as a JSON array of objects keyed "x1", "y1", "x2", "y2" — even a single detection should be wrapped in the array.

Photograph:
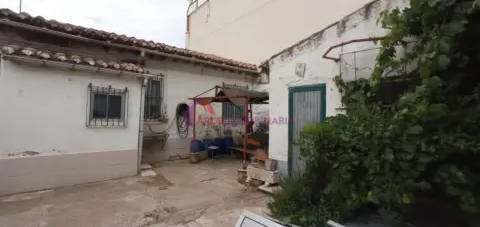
[
  {"x1": 87, "y1": 83, "x2": 128, "y2": 127},
  {"x1": 144, "y1": 77, "x2": 165, "y2": 121},
  {"x1": 222, "y1": 102, "x2": 243, "y2": 124}
]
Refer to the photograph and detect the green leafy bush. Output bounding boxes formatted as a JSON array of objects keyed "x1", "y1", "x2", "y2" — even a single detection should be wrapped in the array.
[{"x1": 269, "y1": 0, "x2": 480, "y2": 226}]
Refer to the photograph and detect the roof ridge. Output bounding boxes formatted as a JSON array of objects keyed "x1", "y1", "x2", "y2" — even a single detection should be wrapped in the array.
[{"x1": 0, "y1": 8, "x2": 257, "y2": 72}]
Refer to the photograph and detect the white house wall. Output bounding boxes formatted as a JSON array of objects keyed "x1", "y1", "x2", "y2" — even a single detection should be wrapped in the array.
[
  {"x1": 0, "y1": 60, "x2": 141, "y2": 195},
  {"x1": 142, "y1": 59, "x2": 254, "y2": 162},
  {"x1": 0, "y1": 18, "x2": 258, "y2": 195},
  {"x1": 267, "y1": 0, "x2": 409, "y2": 173},
  {"x1": 187, "y1": 0, "x2": 374, "y2": 64}
]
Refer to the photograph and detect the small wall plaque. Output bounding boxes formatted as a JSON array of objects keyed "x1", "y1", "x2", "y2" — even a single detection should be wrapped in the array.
[{"x1": 295, "y1": 63, "x2": 306, "y2": 78}]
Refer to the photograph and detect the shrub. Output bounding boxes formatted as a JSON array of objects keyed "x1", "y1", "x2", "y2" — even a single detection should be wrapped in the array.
[{"x1": 269, "y1": 0, "x2": 480, "y2": 226}]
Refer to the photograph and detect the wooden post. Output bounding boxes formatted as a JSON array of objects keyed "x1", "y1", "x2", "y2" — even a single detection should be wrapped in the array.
[
  {"x1": 221, "y1": 101, "x2": 224, "y2": 138},
  {"x1": 249, "y1": 103, "x2": 253, "y2": 122}
]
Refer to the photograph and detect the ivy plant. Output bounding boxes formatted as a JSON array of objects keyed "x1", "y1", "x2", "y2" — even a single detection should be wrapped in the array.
[{"x1": 269, "y1": 0, "x2": 480, "y2": 226}]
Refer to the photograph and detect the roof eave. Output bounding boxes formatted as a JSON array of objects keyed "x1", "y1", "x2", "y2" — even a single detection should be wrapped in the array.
[{"x1": 0, "y1": 19, "x2": 259, "y2": 76}]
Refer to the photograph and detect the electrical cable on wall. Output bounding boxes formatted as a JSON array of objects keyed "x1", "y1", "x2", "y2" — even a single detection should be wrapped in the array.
[
  {"x1": 176, "y1": 103, "x2": 190, "y2": 139},
  {"x1": 151, "y1": 103, "x2": 190, "y2": 138}
]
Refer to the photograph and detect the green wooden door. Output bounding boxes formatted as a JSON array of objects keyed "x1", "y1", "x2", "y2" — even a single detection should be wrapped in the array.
[{"x1": 288, "y1": 84, "x2": 326, "y2": 174}]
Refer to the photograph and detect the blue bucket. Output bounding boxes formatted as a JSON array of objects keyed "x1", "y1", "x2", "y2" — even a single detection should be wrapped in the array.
[{"x1": 190, "y1": 140, "x2": 206, "y2": 153}]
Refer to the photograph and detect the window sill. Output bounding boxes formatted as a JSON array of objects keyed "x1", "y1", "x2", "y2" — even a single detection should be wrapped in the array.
[
  {"x1": 86, "y1": 126, "x2": 127, "y2": 129},
  {"x1": 86, "y1": 121, "x2": 126, "y2": 128}
]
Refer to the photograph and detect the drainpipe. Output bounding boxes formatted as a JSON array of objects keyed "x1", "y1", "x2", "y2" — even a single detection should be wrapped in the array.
[
  {"x1": 137, "y1": 78, "x2": 147, "y2": 173},
  {"x1": 0, "y1": 54, "x2": 4, "y2": 76}
]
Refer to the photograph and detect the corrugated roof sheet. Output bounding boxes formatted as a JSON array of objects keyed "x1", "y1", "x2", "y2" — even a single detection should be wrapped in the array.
[{"x1": 0, "y1": 8, "x2": 258, "y2": 72}]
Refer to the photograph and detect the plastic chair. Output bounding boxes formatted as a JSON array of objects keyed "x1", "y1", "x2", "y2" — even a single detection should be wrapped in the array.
[
  {"x1": 213, "y1": 138, "x2": 226, "y2": 156},
  {"x1": 224, "y1": 137, "x2": 234, "y2": 155},
  {"x1": 204, "y1": 139, "x2": 220, "y2": 159}
]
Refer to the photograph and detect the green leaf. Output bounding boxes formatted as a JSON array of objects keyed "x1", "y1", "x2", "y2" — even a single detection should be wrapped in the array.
[
  {"x1": 402, "y1": 143, "x2": 416, "y2": 153},
  {"x1": 385, "y1": 148, "x2": 395, "y2": 161},
  {"x1": 474, "y1": 0, "x2": 480, "y2": 8},
  {"x1": 402, "y1": 194, "x2": 412, "y2": 204},
  {"x1": 437, "y1": 55, "x2": 451, "y2": 69},
  {"x1": 428, "y1": 103, "x2": 448, "y2": 117},
  {"x1": 438, "y1": 38, "x2": 452, "y2": 53},
  {"x1": 446, "y1": 20, "x2": 467, "y2": 35},
  {"x1": 420, "y1": 64, "x2": 432, "y2": 79},
  {"x1": 406, "y1": 125, "x2": 424, "y2": 135},
  {"x1": 428, "y1": 0, "x2": 442, "y2": 7},
  {"x1": 367, "y1": 191, "x2": 380, "y2": 204},
  {"x1": 426, "y1": 76, "x2": 443, "y2": 89}
]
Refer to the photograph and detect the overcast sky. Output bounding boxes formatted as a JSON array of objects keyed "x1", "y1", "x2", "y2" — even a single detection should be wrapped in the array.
[{"x1": 0, "y1": 0, "x2": 188, "y2": 47}]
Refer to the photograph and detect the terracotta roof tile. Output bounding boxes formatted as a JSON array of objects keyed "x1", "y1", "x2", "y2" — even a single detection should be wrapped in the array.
[
  {"x1": 1, "y1": 44, "x2": 147, "y2": 74},
  {"x1": 0, "y1": 8, "x2": 257, "y2": 72}
]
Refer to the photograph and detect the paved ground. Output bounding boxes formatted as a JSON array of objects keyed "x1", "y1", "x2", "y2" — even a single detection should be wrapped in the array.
[{"x1": 0, "y1": 158, "x2": 269, "y2": 227}]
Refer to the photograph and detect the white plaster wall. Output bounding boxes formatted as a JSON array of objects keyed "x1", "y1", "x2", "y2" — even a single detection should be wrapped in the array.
[
  {"x1": 142, "y1": 59, "x2": 254, "y2": 162},
  {"x1": 0, "y1": 60, "x2": 142, "y2": 157},
  {"x1": 267, "y1": 0, "x2": 409, "y2": 162},
  {"x1": 187, "y1": 0, "x2": 374, "y2": 64},
  {"x1": 0, "y1": 149, "x2": 137, "y2": 196}
]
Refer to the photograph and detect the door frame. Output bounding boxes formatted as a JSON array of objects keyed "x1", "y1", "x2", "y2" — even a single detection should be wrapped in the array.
[{"x1": 288, "y1": 83, "x2": 327, "y2": 174}]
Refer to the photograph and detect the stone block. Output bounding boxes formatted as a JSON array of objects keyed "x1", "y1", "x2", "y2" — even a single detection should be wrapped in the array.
[{"x1": 246, "y1": 165, "x2": 280, "y2": 185}]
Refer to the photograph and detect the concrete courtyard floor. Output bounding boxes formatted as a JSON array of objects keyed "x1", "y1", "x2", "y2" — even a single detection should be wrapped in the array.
[{"x1": 0, "y1": 158, "x2": 270, "y2": 227}]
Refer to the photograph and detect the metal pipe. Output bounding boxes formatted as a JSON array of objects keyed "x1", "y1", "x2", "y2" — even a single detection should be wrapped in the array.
[
  {"x1": 338, "y1": 47, "x2": 381, "y2": 56},
  {"x1": 243, "y1": 98, "x2": 248, "y2": 162},
  {"x1": 137, "y1": 78, "x2": 147, "y2": 174},
  {"x1": 124, "y1": 87, "x2": 129, "y2": 127},
  {"x1": 322, "y1": 36, "x2": 385, "y2": 62},
  {"x1": 0, "y1": 19, "x2": 259, "y2": 75},
  {"x1": 192, "y1": 99, "x2": 197, "y2": 140},
  {"x1": 0, "y1": 54, "x2": 4, "y2": 77},
  {"x1": 192, "y1": 85, "x2": 220, "y2": 98},
  {"x1": 189, "y1": 95, "x2": 255, "y2": 100}
]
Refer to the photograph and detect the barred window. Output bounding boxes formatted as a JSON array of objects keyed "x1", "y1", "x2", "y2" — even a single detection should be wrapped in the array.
[
  {"x1": 222, "y1": 102, "x2": 243, "y2": 123},
  {"x1": 87, "y1": 84, "x2": 128, "y2": 127},
  {"x1": 144, "y1": 78, "x2": 164, "y2": 121}
]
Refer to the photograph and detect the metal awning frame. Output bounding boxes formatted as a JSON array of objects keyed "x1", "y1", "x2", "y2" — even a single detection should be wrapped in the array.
[{"x1": 189, "y1": 85, "x2": 268, "y2": 162}]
